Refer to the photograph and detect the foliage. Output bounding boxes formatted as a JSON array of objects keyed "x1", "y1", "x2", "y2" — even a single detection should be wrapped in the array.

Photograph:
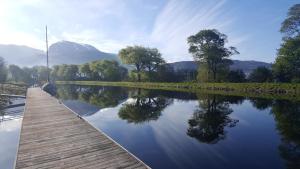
[
  {"x1": 227, "y1": 69, "x2": 246, "y2": 83},
  {"x1": 0, "y1": 57, "x2": 7, "y2": 83},
  {"x1": 273, "y1": 4, "x2": 300, "y2": 83},
  {"x1": 79, "y1": 63, "x2": 92, "y2": 79},
  {"x1": 273, "y1": 36, "x2": 300, "y2": 82},
  {"x1": 6, "y1": 65, "x2": 50, "y2": 84},
  {"x1": 187, "y1": 29, "x2": 239, "y2": 82},
  {"x1": 248, "y1": 66, "x2": 273, "y2": 82},
  {"x1": 57, "y1": 81, "x2": 300, "y2": 101},
  {"x1": 90, "y1": 60, "x2": 126, "y2": 81},
  {"x1": 119, "y1": 46, "x2": 165, "y2": 82},
  {"x1": 280, "y1": 4, "x2": 300, "y2": 38}
]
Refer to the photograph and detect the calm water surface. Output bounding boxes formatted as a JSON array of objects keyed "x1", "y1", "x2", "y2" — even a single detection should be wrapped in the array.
[
  {"x1": 55, "y1": 85, "x2": 300, "y2": 169},
  {"x1": 0, "y1": 98, "x2": 24, "y2": 169},
  {"x1": 2, "y1": 85, "x2": 299, "y2": 169}
]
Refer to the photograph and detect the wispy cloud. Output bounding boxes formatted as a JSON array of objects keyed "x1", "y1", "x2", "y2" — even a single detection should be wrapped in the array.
[
  {"x1": 148, "y1": 0, "x2": 249, "y2": 62},
  {"x1": 0, "y1": 0, "x2": 293, "y2": 62}
]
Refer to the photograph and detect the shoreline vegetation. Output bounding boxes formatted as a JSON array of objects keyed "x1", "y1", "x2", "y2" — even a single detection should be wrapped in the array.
[{"x1": 56, "y1": 81, "x2": 300, "y2": 101}]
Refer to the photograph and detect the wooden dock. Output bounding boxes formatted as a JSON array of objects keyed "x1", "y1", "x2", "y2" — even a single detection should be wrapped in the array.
[{"x1": 15, "y1": 88, "x2": 149, "y2": 169}]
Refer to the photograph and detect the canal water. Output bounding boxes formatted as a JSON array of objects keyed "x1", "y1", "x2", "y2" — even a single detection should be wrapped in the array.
[
  {"x1": 1, "y1": 85, "x2": 299, "y2": 169},
  {"x1": 56, "y1": 85, "x2": 300, "y2": 169},
  {"x1": 0, "y1": 97, "x2": 24, "y2": 169}
]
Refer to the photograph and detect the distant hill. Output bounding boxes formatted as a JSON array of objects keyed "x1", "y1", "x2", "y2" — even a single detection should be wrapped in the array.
[
  {"x1": 0, "y1": 42, "x2": 271, "y2": 74},
  {"x1": 167, "y1": 60, "x2": 272, "y2": 75},
  {"x1": 0, "y1": 44, "x2": 45, "y2": 67},
  {"x1": 49, "y1": 41, "x2": 118, "y2": 65},
  {"x1": 0, "y1": 41, "x2": 118, "y2": 67}
]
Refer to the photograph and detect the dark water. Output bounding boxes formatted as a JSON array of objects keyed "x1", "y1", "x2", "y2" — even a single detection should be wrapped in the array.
[{"x1": 54, "y1": 85, "x2": 299, "y2": 169}]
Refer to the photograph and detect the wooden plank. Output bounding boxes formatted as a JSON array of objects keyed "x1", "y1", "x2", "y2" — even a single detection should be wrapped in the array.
[{"x1": 15, "y1": 88, "x2": 149, "y2": 169}]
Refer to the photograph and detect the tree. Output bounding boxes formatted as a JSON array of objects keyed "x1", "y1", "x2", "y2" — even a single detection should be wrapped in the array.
[
  {"x1": 119, "y1": 46, "x2": 164, "y2": 82},
  {"x1": 273, "y1": 36, "x2": 300, "y2": 82},
  {"x1": 144, "y1": 48, "x2": 165, "y2": 72},
  {"x1": 90, "y1": 60, "x2": 126, "y2": 81},
  {"x1": 34, "y1": 66, "x2": 52, "y2": 82},
  {"x1": 248, "y1": 66, "x2": 273, "y2": 82},
  {"x1": 0, "y1": 57, "x2": 7, "y2": 83},
  {"x1": 227, "y1": 69, "x2": 246, "y2": 83},
  {"x1": 63, "y1": 65, "x2": 78, "y2": 80},
  {"x1": 79, "y1": 63, "x2": 92, "y2": 79},
  {"x1": 119, "y1": 46, "x2": 147, "y2": 82},
  {"x1": 280, "y1": 4, "x2": 300, "y2": 39},
  {"x1": 273, "y1": 4, "x2": 300, "y2": 82},
  {"x1": 8, "y1": 65, "x2": 24, "y2": 82},
  {"x1": 187, "y1": 29, "x2": 239, "y2": 82}
]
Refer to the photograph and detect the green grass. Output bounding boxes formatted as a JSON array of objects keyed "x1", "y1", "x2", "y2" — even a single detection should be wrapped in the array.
[{"x1": 56, "y1": 81, "x2": 300, "y2": 101}]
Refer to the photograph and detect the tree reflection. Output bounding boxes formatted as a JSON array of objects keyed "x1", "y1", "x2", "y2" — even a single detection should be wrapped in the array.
[
  {"x1": 56, "y1": 85, "x2": 79, "y2": 100},
  {"x1": 118, "y1": 89, "x2": 172, "y2": 124},
  {"x1": 250, "y1": 98, "x2": 274, "y2": 110},
  {"x1": 272, "y1": 100, "x2": 300, "y2": 169},
  {"x1": 56, "y1": 85, "x2": 128, "y2": 108},
  {"x1": 187, "y1": 94, "x2": 241, "y2": 144}
]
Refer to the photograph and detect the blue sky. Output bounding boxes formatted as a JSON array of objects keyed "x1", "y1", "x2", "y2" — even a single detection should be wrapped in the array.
[{"x1": 0, "y1": 0, "x2": 298, "y2": 63}]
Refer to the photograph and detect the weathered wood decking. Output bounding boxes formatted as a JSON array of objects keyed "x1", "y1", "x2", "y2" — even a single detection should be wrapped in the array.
[{"x1": 15, "y1": 88, "x2": 149, "y2": 169}]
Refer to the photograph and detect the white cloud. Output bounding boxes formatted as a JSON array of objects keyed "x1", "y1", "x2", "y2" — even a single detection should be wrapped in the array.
[
  {"x1": 0, "y1": 0, "x2": 253, "y2": 62},
  {"x1": 149, "y1": 0, "x2": 249, "y2": 62}
]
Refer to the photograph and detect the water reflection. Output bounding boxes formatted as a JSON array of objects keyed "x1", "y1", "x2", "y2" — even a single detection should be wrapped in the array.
[
  {"x1": 55, "y1": 84, "x2": 300, "y2": 169},
  {"x1": 0, "y1": 97, "x2": 24, "y2": 169},
  {"x1": 271, "y1": 100, "x2": 300, "y2": 169},
  {"x1": 250, "y1": 98, "x2": 274, "y2": 110},
  {"x1": 118, "y1": 89, "x2": 173, "y2": 124},
  {"x1": 187, "y1": 94, "x2": 240, "y2": 144}
]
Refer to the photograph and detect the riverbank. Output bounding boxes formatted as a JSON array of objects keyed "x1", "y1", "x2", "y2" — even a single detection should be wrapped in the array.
[{"x1": 56, "y1": 81, "x2": 300, "y2": 101}]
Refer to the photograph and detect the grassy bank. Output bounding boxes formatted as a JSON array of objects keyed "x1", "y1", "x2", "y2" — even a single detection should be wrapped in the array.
[{"x1": 56, "y1": 81, "x2": 300, "y2": 101}]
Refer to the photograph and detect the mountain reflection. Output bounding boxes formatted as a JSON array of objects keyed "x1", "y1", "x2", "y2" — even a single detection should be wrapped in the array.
[
  {"x1": 118, "y1": 89, "x2": 173, "y2": 124},
  {"x1": 187, "y1": 94, "x2": 242, "y2": 144}
]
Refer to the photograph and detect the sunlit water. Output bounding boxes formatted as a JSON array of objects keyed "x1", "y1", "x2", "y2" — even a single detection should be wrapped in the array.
[
  {"x1": 0, "y1": 98, "x2": 24, "y2": 169},
  {"x1": 56, "y1": 85, "x2": 300, "y2": 169}
]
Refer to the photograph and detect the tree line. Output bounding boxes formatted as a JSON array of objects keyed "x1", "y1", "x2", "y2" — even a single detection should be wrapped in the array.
[{"x1": 0, "y1": 4, "x2": 299, "y2": 84}]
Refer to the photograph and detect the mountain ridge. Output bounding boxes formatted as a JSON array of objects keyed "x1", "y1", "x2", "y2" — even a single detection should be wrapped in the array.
[{"x1": 0, "y1": 41, "x2": 272, "y2": 74}]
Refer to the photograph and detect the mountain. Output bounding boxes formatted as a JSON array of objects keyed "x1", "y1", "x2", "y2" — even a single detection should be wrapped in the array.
[
  {"x1": 167, "y1": 60, "x2": 272, "y2": 75},
  {"x1": 0, "y1": 44, "x2": 45, "y2": 67},
  {"x1": 0, "y1": 41, "x2": 118, "y2": 67},
  {"x1": 0, "y1": 41, "x2": 271, "y2": 74},
  {"x1": 49, "y1": 41, "x2": 118, "y2": 65}
]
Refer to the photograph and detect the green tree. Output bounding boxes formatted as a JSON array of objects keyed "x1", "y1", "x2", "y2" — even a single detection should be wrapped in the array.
[
  {"x1": 143, "y1": 48, "x2": 165, "y2": 81},
  {"x1": 79, "y1": 63, "x2": 92, "y2": 79},
  {"x1": 119, "y1": 46, "x2": 146, "y2": 82},
  {"x1": 273, "y1": 36, "x2": 300, "y2": 82},
  {"x1": 248, "y1": 66, "x2": 273, "y2": 82},
  {"x1": 280, "y1": 4, "x2": 300, "y2": 38},
  {"x1": 63, "y1": 65, "x2": 78, "y2": 80},
  {"x1": 187, "y1": 29, "x2": 239, "y2": 82},
  {"x1": 0, "y1": 57, "x2": 7, "y2": 83},
  {"x1": 8, "y1": 65, "x2": 24, "y2": 82},
  {"x1": 119, "y1": 46, "x2": 163, "y2": 82},
  {"x1": 273, "y1": 4, "x2": 300, "y2": 82},
  {"x1": 90, "y1": 60, "x2": 126, "y2": 81},
  {"x1": 227, "y1": 69, "x2": 246, "y2": 83},
  {"x1": 34, "y1": 66, "x2": 52, "y2": 82}
]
